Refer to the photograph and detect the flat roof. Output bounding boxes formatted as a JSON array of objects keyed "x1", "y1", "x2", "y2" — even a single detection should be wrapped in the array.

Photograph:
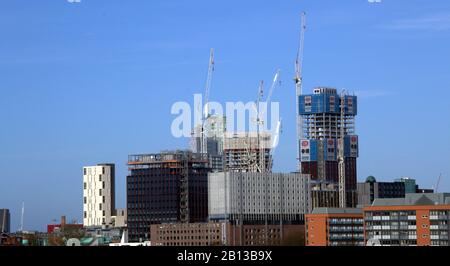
[
  {"x1": 371, "y1": 193, "x2": 450, "y2": 207},
  {"x1": 311, "y1": 208, "x2": 362, "y2": 215}
]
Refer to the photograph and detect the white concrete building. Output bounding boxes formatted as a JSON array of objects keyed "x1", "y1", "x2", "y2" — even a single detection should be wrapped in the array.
[
  {"x1": 83, "y1": 164, "x2": 115, "y2": 227},
  {"x1": 208, "y1": 172, "x2": 311, "y2": 223},
  {"x1": 112, "y1": 208, "x2": 127, "y2": 228}
]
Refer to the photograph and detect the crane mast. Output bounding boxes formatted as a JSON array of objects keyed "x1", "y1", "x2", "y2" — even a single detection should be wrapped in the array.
[
  {"x1": 338, "y1": 91, "x2": 346, "y2": 208},
  {"x1": 255, "y1": 81, "x2": 264, "y2": 173},
  {"x1": 435, "y1": 173, "x2": 443, "y2": 193},
  {"x1": 201, "y1": 48, "x2": 215, "y2": 154},
  {"x1": 295, "y1": 12, "x2": 306, "y2": 171}
]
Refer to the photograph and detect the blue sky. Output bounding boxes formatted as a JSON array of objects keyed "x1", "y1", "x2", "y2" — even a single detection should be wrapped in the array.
[{"x1": 1, "y1": 0, "x2": 450, "y2": 231}]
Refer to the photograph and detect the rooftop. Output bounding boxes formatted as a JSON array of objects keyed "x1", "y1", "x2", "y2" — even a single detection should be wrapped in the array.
[
  {"x1": 128, "y1": 150, "x2": 209, "y2": 165},
  {"x1": 371, "y1": 193, "x2": 450, "y2": 207},
  {"x1": 311, "y1": 208, "x2": 362, "y2": 215}
]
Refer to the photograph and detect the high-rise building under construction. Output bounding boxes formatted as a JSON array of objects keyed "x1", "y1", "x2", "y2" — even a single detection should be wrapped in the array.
[
  {"x1": 223, "y1": 132, "x2": 273, "y2": 173},
  {"x1": 299, "y1": 87, "x2": 359, "y2": 208},
  {"x1": 190, "y1": 115, "x2": 226, "y2": 172}
]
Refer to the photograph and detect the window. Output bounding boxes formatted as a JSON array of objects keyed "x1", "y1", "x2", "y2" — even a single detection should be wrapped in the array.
[
  {"x1": 103, "y1": 182, "x2": 105, "y2": 189},
  {"x1": 84, "y1": 182, "x2": 87, "y2": 189},
  {"x1": 103, "y1": 196, "x2": 105, "y2": 203},
  {"x1": 102, "y1": 167, "x2": 105, "y2": 174},
  {"x1": 99, "y1": 189, "x2": 102, "y2": 196},
  {"x1": 84, "y1": 197, "x2": 87, "y2": 204},
  {"x1": 84, "y1": 168, "x2": 86, "y2": 175},
  {"x1": 422, "y1": 224, "x2": 429, "y2": 229},
  {"x1": 99, "y1": 175, "x2": 102, "y2": 182},
  {"x1": 99, "y1": 203, "x2": 102, "y2": 210}
]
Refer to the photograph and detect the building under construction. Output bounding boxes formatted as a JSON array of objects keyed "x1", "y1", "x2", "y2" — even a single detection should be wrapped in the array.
[
  {"x1": 126, "y1": 150, "x2": 210, "y2": 242},
  {"x1": 190, "y1": 115, "x2": 226, "y2": 172},
  {"x1": 299, "y1": 87, "x2": 359, "y2": 208},
  {"x1": 223, "y1": 132, "x2": 273, "y2": 173}
]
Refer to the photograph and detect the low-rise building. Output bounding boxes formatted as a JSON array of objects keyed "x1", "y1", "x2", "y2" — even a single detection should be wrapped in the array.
[
  {"x1": 305, "y1": 208, "x2": 364, "y2": 246},
  {"x1": 364, "y1": 193, "x2": 450, "y2": 246},
  {"x1": 150, "y1": 222, "x2": 305, "y2": 246},
  {"x1": 47, "y1": 216, "x2": 83, "y2": 234}
]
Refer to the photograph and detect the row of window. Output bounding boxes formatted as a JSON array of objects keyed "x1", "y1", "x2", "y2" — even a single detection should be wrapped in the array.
[
  {"x1": 159, "y1": 230, "x2": 220, "y2": 235},
  {"x1": 378, "y1": 240, "x2": 417, "y2": 246},
  {"x1": 158, "y1": 235, "x2": 220, "y2": 241},
  {"x1": 83, "y1": 196, "x2": 106, "y2": 204},
  {"x1": 366, "y1": 221, "x2": 416, "y2": 226},
  {"x1": 366, "y1": 211, "x2": 415, "y2": 217},
  {"x1": 329, "y1": 218, "x2": 363, "y2": 224},
  {"x1": 83, "y1": 167, "x2": 106, "y2": 175},
  {"x1": 368, "y1": 231, "x2": 417, "y2": 236},
  {"x1": 157, "y1": 242, "x2": 220, "y2": 246},
  {"x1": 83, "y1": 210, "x2": 106, "y2": 218},
  {"x1": 83, "y1": 182, "x2": 106, "y2": 189}
]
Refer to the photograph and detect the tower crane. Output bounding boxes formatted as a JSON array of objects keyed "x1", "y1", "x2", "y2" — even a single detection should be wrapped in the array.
[
  {"x1": 249, "y1": 70, "x2": 281, "y2": 172},
  {"x1": 295, "y1": 12, "x2": 307, "y2": 171},
  {"x1": 201, "y1": 48, "x2": 215, "y2": 154},
  {"x1": 252, "y1": 70, "x2": 281, "y2": 129},
  {"x1": 435, "y1": 173, "x2": 443, "y2": 193},
  {"x1": 338, "y1": 90, "x2": 347, "y2": 208}
]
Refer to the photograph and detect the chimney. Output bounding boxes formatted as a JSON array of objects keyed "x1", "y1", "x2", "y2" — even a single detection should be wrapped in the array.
[{"x1": 61, "y1": 216, "x2": 66, "y2": 227}]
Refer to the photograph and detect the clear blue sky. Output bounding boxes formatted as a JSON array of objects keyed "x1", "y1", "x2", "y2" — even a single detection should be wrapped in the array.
[{"x1": 1, "y1": 0, "x2": 450, "y2": 232}]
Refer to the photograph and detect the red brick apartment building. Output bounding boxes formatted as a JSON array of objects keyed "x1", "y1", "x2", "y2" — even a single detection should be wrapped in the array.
[
  {"x1": 305, "y1": 208, "x2": 364, "y2": 246},
  {"x1": 306, "y1": 194, "x2": 450, "y2": 246}
]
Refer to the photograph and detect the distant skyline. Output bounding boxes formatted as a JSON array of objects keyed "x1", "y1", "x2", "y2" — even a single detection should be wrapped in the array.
[{"x1": 1, "y1": 0, "x2": 450, "y2": 232}]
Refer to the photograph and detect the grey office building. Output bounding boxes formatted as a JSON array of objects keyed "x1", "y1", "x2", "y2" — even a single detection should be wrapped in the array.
[
  {"x1": 208, "y1": 172, "x2": 311, "y2": 224},
  {"x1": 357, "y1": 176, "x2": 406, "y2": 206}
]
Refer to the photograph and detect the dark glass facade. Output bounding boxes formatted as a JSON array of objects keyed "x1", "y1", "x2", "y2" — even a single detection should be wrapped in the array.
[{"x1": 126, "y1": 152, "x2": 210, "y2": 242}]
